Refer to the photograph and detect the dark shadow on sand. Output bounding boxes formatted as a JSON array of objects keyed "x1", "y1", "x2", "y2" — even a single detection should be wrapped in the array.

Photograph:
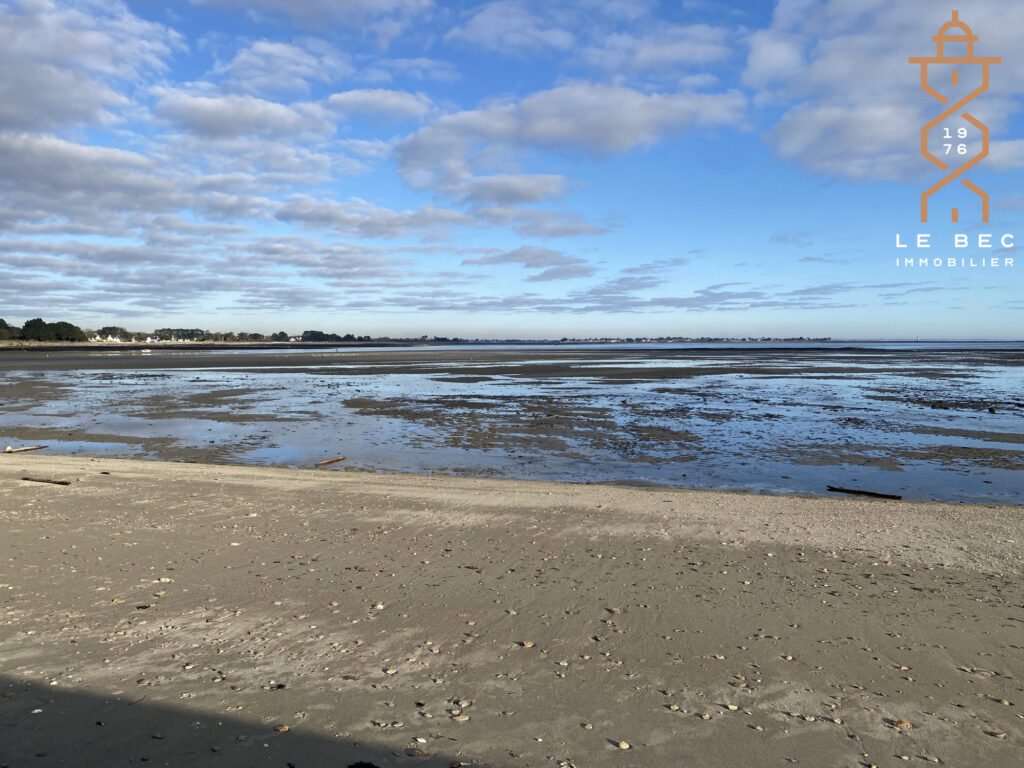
[{"x1": 0, "y1": 677, "x2": 481, "y2": 768}]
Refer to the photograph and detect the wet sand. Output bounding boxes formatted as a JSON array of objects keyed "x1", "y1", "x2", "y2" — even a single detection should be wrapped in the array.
[{"x1": 1, "y1": 455, "x2": 1022, "y2": 767}]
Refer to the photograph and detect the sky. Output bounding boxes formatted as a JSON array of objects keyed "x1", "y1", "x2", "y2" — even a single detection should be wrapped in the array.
[{"x1": 0, "y1": 0, "x2": 1022, "y2": 339}]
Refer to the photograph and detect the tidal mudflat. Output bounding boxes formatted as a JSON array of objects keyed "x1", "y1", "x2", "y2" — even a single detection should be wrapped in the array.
[{"x1": 1, "y1": 343, "x2": 1022, "y2": 503}]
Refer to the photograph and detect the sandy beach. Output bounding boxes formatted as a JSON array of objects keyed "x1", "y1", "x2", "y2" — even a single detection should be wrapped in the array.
[{"x1": 1, "y1": 455, "x2": 1021, "y2": 767}]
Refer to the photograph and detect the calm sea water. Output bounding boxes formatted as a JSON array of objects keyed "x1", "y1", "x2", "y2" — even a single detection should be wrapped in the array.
[{"x1": 1, "y1": 342, "x2": 1021, "y2": 504}]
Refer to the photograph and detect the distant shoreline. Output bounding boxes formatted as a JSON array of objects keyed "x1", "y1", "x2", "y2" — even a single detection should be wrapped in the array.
[{"x1": 0, "y1": 337, "x2": 1020, "y2": 354}]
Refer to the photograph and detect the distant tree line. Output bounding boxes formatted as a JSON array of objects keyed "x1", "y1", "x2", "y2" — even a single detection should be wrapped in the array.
[
  {"x1": 0, "y1": 320, "x2": 297, "y2": 343},
  {"x1": 0, "y1": 317, "x2": 87, "y2": 342},
  {"x1": 1, "y1": 319, "x2": 473, "y2": 345},
  {"x1": 300, "y1": 330, "x2": 372, "y2": 342},
  {"x1": 152, "y1": 329, "x2": 291, "y2": 342}
]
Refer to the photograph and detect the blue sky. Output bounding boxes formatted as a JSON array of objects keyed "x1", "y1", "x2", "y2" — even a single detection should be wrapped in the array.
[{"x1": 1, "y1": 0, "x2": 1022, "y2": 339}]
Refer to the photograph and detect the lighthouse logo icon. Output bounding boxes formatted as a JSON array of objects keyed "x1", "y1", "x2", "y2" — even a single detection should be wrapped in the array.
[{"x1": 909, "y1": 11, "x2": 1001, "y2": 223}]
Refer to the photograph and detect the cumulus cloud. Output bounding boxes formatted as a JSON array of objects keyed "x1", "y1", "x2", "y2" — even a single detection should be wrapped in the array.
[
  {"x1": 465, "y1": 244, "x2": 575, "y2": 267},
  {"x1": 390, "y1": 278, "x2": 889, "y2": 316},
  {"x1": 164, "y1": 135, "x2": 341, "y2": 185},
  {"x1": 471, "y1": 206, "x2": 605, "y2": 237},
  {"x1": 0, "y1": 0, "x2": 181, "y2": 130},
  {"x1": 155, "y1": 91, "x2": 332, "y2": 138},
  {"x1": 527, "y1": 264, "x2": 596, "y2": 281},
  {"x1": 192, "y1": 0, "x2": 433, "y2": 24},
  {"x1": 463, "y1": 245, "x2": 596, "y2": 280},
  {"x1": 337, "y1": 138, "x2": 397, "y2": 158},
  {"x1": 582, "y1": 24, "x2": 734, "y2": 73},
  {"x1": 327, "y1": 89, "x2": 435, "y2": 120},
  {"x1": 742, "y1": 29, "x2": 803, "y2": 89},
  {"x1": 275, "y1": 194, "x2": 473, "y2": 238},
  {"x1": 397, "y1": 81, "x2": 746, "y2": 199},
  {"x1": 458, "y1": 174, "x2": 568, "y2": 204},
  {"x1": 622, "y1": 257, "x2": 689, "y2": 275},
  {"x1": 368, "y1": 57, "x2": 460, "y2": 82},
  {"x1": 0, "y1": 132, "x2": 183, "y2": 219},
  {"x1": 214, "y1": 39, "x2": 353, "y2": 94},
  {"x1": 745, "y1": 0, "x2": 1024, "y2": 180},
  {"x1": 987, "y1": 139, "x2": 1024, "y2": 171},
  {"x1": 192, "y1": 0, "x2": 434, "y2": 47},
  {"x1": 445, "y1": 1, "x2": 574, "y2": 54},
  {"x1": 576, "y1": 0, "x2": 657, "y2": 21},
  {"x1": 0, "y1": 131, "x2": 292, "y2": 243}
]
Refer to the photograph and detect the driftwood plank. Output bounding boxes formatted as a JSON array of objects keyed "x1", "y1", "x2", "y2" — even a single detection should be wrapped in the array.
[
  {"x1": 827, "y1": 485, "x2": 902, "y2": 500},
  {"x1": 315, "y1": 456, "x2": 347, "y2": 467}
]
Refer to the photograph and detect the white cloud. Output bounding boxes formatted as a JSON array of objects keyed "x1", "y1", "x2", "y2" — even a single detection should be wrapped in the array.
[
  {"x1": 463, "y1": 244, "x2": 595, "y2": 280},
  {"x1": 583, "y1": 24, "x2": 734, "y2": 73},
  {"x1": 0, "y1": 131, "x2": 292, "y2": 243},
  {"x1": 576, "y1": 0, "x2": 656, "y2": 21},
  {"x1": 155, "y1": 91, "x2": 332, "y2": 138},
  {"x1": 768, "y1": 103, "x2": 922, "y2": 179},
  {"x1": 0, "y1": 131, "x2": 183, "y2": 218},
  {"x1": 327, "y1": 89, "x2": 435, "y2": 121},
  {"x1": 678, "y1": 73, "x2": 719, "y2": 90},
  {"x1": 445, "y1": 1, "x2": 574, "y2": 54},
  {"x1": 275, "y1": 194, "x2": 473, "y2": 238},
  {"x1": 464, "y1": 244, "x2": 577, "y2": 268},
  {"x1": 742, "y1": 29, "x2": 803, "y2": 88},
  {"x1": 214, "y1": 39, "x2": 353, "y2": 94},
  {"x1": 459, "y1": 174, "x2": 567, "y2": 204},
  {"x1": 745, "y1": 0, "x2": 1024, "y2": 180},
  {"x1": 192, "y1": 0, "x2": 434, "y2": 47},
  {"x1": 0, "y1": 0, "x2": 181, "y2": 130},
  {"x1": 397, "y1": 82, "x2": 745, "y2": 198},
  {"x1": 372, "y1": 57, "x2": 460, "y2": 82},
  {"x1": 337, "y1": 138, "x2": 397, "y2": 158},
  {"x1": 471, "y1": 205, "x2": 605, "y2": 237},
  {"x1": 623, "y1": 257, "x2": 689, "y2": 275},
  {"x1": 192, "y1": 0, "x2": 433, "y2": 24},
  {"x1": 164, "y1": 135, "x2": 340, "y2": 184},
  {"x1": 988, "y1": 140, "x2": 1024, "y2": 171}
]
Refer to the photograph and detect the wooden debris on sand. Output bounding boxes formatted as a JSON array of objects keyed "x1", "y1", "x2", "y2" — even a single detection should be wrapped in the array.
[
  {"x1": 315, "y1": 456, "x2": 347, "y2": 467},
  {"x1": 20, "y1": 477, "x2": 71, "y2": 486},
  {"x1": 826, "y1": 485, "x2": 902, "y2": 500}
]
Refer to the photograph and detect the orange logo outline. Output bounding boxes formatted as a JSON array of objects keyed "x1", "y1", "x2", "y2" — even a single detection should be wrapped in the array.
[{"x1": 909, "y1": 10, "x2": 1000, "y2": 223}]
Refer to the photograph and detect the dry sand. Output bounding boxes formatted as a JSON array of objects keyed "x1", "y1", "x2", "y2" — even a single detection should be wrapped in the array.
[{"x1": 1, "y1": 455, "x2": 1021, "y2": 767}]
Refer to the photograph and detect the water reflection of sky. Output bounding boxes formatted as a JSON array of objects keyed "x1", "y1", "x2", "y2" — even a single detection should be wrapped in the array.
[{"x1": 1, "y1": 346, "x2": 1021, "y2": 504}]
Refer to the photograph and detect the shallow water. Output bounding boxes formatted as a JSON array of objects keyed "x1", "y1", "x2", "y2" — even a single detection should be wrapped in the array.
[{"x1": 1, "y1": 343, "x2": 1022, "y2": 504}]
